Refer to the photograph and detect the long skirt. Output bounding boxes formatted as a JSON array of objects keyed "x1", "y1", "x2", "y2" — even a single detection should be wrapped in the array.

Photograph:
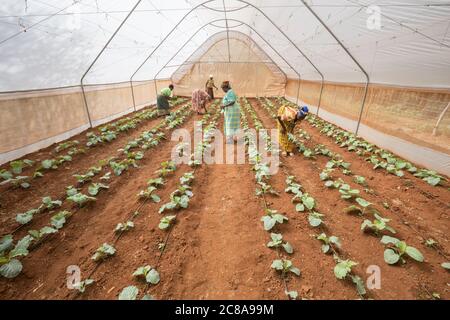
[
  {"x1": 224, "y1": 103, "x2": 241, "y2": 137},
  {"x1": 206, "y1": 87, "x2": 214, "y2": 99},
  {"x1": 157, "y1": 95, "x2": 170, "y2": 116},
  {"x1": 278, "y1": 120, "x2": 296, "y2": 153}
]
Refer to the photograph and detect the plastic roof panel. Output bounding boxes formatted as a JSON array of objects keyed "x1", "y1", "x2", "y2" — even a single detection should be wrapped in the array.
[{"x1": 0, "y1": 0, "x2": 449, "y2": 92}]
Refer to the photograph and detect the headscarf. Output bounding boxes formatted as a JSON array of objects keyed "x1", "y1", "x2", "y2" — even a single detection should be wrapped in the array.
[{"x1": 221, "y1": 81, "x2": 230, "y2": 89}]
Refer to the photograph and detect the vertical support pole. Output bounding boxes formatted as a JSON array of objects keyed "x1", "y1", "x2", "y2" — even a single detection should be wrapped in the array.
[
  {"x1": 300, "y1": 0, "x2": 369, "y2": 135},
  {"x1": 295, "y1": 77, "x2": 300, "y2": 105},
  {"x1": 153, "y1": 80, "x2": 159, "y2": 106},
  {"x1": 130, "y1": 80, "x2": 137, "y2": 111},
  {"x1": 355, "y1": 82, "x2": 369, "y2": 135},
  {"x1": 81, "y1": 84, "x2": 93, "y2": 128},
  {"x1": 316, "y1": 79, "x2": 324, "y2": 116}
]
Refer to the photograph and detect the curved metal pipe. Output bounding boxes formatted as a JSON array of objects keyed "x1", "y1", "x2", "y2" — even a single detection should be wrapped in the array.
[
  {"x1": 150, "y1": 22, "x2": 301, "y2": 104},
  {"x1": 80, "y1": 0, "x2": 143, "y2": 127},
  {"x1": 300, "y1": 0, "x2": 369, "y2": 133}
]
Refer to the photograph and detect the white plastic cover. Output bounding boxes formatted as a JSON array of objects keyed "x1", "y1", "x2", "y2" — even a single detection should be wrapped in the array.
[{"x1": 0, "y1": 0, "x2": 449, "y2": 92}]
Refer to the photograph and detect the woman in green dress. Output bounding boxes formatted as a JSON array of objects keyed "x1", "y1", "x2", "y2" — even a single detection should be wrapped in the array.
[{"x1": 220, "y1": 81, "x2": 241, "y2": 144}]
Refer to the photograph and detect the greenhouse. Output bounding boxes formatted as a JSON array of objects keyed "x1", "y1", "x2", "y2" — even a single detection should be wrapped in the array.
[{"x1": 0, "y1": 0, "x2": 449, "y2": 302}]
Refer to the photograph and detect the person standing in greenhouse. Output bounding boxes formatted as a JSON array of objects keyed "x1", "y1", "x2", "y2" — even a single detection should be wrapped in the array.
[
  {"x1": 157, "y1": 84, "x2": 175, "y2": 116},
  {"x1": 277, "y1": 105, "x2": 309, "y2": 156},
  {"x1": 220, "y1": 81, "x2": 241, "y2": 144},
  {"x1": 191, "y1": 89, "x2": 210, "y2": 115},
  {"x1": 205, "y1": 75, "x2": 218, "y2": 99}
]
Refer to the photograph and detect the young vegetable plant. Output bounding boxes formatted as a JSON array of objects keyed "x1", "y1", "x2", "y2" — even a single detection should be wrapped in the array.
[
  {"x1": 10, "y1": 159, "x2": 34, "y2": 174},
  {"x1": 380, "y1": 236, "x2": 424, "y2": 265},
  {"x1": 158, "y1": 215, "x2": 176, "y2": 230},
  {"x1": 267, "y1": 233, "x2": 293, "y2": 254},
  {"x1": 88, "y1": 183, "x2": 109, "y2": 196},
  {"x1": 73, "y1": 279, "x2": 94, "y2": 293},
  {"x1": 338, "y1": 184, "x2": 360, "y2": 200},
  {"x1": 361, "y1": 213, "x2": 396, "y2": 235},
  {"x1": 334, "y1": 257, "x2": 366, "y2": 296},
  {"x1": 132, "y1": 265, "x2": 160, "y2": 285},
  {"x1": 156, "y1": 161, "x2": 176, "y2": 177},
  {"x1": 115, "y1": 221, "x2": 134, "y2": 233},
  {"x1": 317, "y1": 233, "x2": 341, "y2": 254},
  {"x1": 261, "y1": 208, "x2": 288, "y2": 231},
  {"x1": 92, "y1": 243, "x2": 116, "y2": 262},
  {"x1": 28, "y1": 226, "x2": 58, "y2": 243},
  {"x1": 41, "y1": 196, "x2": 62, "y2": 210},
  {"x1": 16, "y1": 208, "x2": 39, "y2": 225},
  {"x1": 0, "y1": 234, "x2": 33, "y2": 278},
  {"x1": 271, "y1": 259, "x2": 301, "y2": 277},
  {"x1": 67, "y1": 193, "x2": 96, "y2": 207},
  {"x1": 50, "y1": 210, "x2": 72, "y2": 229}
]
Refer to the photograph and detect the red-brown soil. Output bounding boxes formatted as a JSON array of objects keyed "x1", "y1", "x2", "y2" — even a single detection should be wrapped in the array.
[{"x1": 0, "y1": 97, "x2": 448, "y2": 300}]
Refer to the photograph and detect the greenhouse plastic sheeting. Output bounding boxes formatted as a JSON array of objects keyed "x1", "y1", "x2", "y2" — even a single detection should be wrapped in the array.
[
  {"x1": 0, "y1": 0, "x2": 449, "y2": 173},
  {"x1": 286, "y1": 94, "x2": 450, "y2": 177},
  {"x1": 1, "y1": 0, "x2": 449, "y2": 91}
]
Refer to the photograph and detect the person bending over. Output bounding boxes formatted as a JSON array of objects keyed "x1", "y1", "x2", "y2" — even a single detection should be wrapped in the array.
[
  {"x1": 157, "y1": 84, "x2": 175, "y2": 117},
  {"x1": 191, "y1": 89, "x2": 210, "y2": 115},
  {"x1": 277, "y1": 104, "x2": 309, "y2": 156}
]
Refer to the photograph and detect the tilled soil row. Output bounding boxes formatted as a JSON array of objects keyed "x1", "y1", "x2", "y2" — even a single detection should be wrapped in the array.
[
  {"x1": 251, "y1": 98, "x2": 449, "y2": 300},
  {"x1": 0, "y1": 102, "x2": 187, "y2": 228}
]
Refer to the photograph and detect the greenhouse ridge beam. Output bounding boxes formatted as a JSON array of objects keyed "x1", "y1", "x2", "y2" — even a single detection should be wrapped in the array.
[
  {"x1": 300, "y1": 0, "x2": 370, "y2": 134},
  {"x1": 80, "y1": 0, "x2": 144, "y2": 127}
]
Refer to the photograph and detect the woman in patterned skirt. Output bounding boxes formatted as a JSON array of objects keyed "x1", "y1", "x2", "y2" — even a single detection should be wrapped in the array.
[{"x1": 220, "y1": 81, "x2": 241, "y2": 144}]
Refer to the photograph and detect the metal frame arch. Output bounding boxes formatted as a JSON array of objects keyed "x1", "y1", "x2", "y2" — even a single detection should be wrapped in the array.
[
  {"x1": 146, "y1": 21, "x2": 300, "y2": 105},
  {"x1": 300, "y1": 0, "x2": 370, "y2": 133}
]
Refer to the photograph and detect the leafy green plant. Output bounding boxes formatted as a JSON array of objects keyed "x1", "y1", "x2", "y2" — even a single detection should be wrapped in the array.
[
  {"x1": 88, "y1": 183, "x2": 109, "y2": 196},
  {"x1": 115, "y1": 221, "x2": 134, "y2": 233},
  {"x1": 28, "y1": 226, "x2": 58, "y2": 242},
  {"x1": 414, "y1": 169, "x2": 446, "y2": 186},
  {"x1": 338, "y1": 184, "x2": 360, "y2": 200},
  {"x1": 73, "y1": 172, "x2": 95, "y2": 184},
  {"x1": 380, "y1": 236, "x2": 424, "y2": 265},
  {"x1": 67, "y1": 193, "x2": 96, "y2": 207},
  {"x1": 0, "y1": 169, "x2": 13, "y2": 180},
  {"x1": 132, "y1": 265, "x2": 160, "y2": 284},
  {"x1": 334, "y1": 257, "x2": 366, "y2": 296},
  {"x1": 266, "y1": 233, "x2": 293, "y2": 254},
  {"x1": 55, "y1": 140, "x2": 79, "y2": 153},
  {"x1": 10, "y1": 159, "x2": 34, "y2": 174},
  {"x1": 73, "y1": 279, "x2": 94, "y2": 293},
  {"x1": 156, "y1": 161, "x2": 176, "y2": 177},
  {"x1": 66, "y1": 185, "x2": 79, "y2": 197},
  {"x1": 317, "y1": 233, "x2": 341, "y2": 254},
  {"x1": 0, "y1": 235, "x2": 35, "y2": 278},
  {"x1": 51, "y1": 210, "x2": 72, "y2": 229},
  {"x1": 159, "y1": 215, "x2": 176, "y2": 230},
  {"x1": 118, "y1": 286, "x2": 139, "y2": 300},
  {"x1": 293, "y1": 193, "x2": 316, "y2": 212},
  {"x1": 441, "y1": 262, "x2": 450, "y2": 270},
  {"x1": 307, "y1": 211, "x2": 324, "y2": 227},
  {"x1": 353, "y1": 175, "x2": 367, "y2": 186},
  {"x1": 138, "y1": 186, "x2": 161, "y2": 202},
  {"x1": 41, "y1": 196, "x2": 62, "y2": 210},
  {"x1": 271, "y1": 259, "x2": 300, "y2": 276},
  {"x1": 92, "y1": 243, "x2": 116, "y2": 262},
  {"x1": 361, "y1": 213, "x2": 396, "y2": 235},
  {"x1": 16, "y1": 209, "x2": 39, "y2": 225},
  {"x1": 261, "y1": 208, "x2": 288, "y2": 231}
]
